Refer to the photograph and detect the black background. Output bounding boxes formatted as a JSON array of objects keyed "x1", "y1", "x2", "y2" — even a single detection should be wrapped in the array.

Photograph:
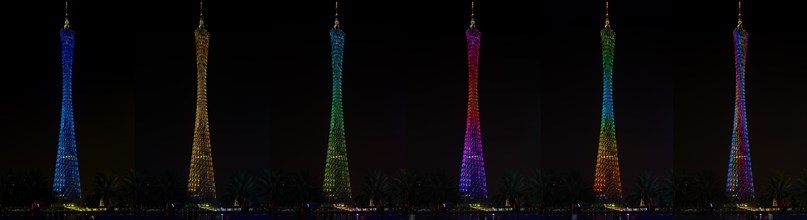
[
  {"x1": 0, "y1": 0, "x2": 803, "y2": 199},
  {"x1": 673, "y1": 0, "x2": 807, "y2": 187}
]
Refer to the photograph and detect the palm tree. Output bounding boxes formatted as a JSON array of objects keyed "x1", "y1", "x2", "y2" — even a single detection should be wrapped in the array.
[
  {"x1": 499, "y1": 172, "x2": 525, "y2": 210},
  {"x1": 18, "y1": 171, "x2": 51, "y2": 209},
  {"x1": 796, "y1": 169, "x2": 807, "y2": 206},
  {"x1": 691, "y1": 171, "x2": 723, "y2": 208},
  {"x1": 629, "y1": 172, "x2": 659, "y2": 207},
  {"x1": 0, "y1": 171, "x2": 11, "y2": 210},
  {"x1": 670, "y1": 170, "x2": 696, "y2": 208},
  {"x1": 659, "y1": 170, "x2": 675, "y2": 208},
  {"x1": 390, "y1": 169, "x2": 418, "y2": 210},
  {"x1": 526, "y1": 169, "x2": 550, "y2": 209},
  {"x1": 422, "y1": 171, "x2": 456, "y2": 211},
  {"x1": 764, "y1": 173, "x2": 792, "y2": 208},
  {"x1": 92, "y1": 173, "x2": 119, "y2": 210},
  {"x1": 258, "y1": 169, "x2": 281, "y2": 209},
  {"x1": 154, "y1": 172, "x2": 185, "y2": 213},
  {"x1": 227, "y1": 172, "x2": 255, "y2": 208},
  {"x1": 558, "y1": 172, "x2": 590, "y2": 209},
  {"x1": 120, "y1": 169, "x2": 148, "y2": 210},
  {"x1": 288, "y1": 173, "x2": 318, "y2": 211},
  {"x1": 362, "y1": 171, "x2": 389, "y2": 208}
]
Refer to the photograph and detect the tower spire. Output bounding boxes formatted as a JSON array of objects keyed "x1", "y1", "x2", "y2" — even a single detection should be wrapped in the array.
[
  {"x1": 64, "y1": 1, "x2": 70, "y2": 29},
  {"x1": 199, "y1": 1, "x2": 205, "y2": 29},
  {"x1": 470, "y1": 1, "x2": 476, "y2": 28},
  {"x1": 188, "y1": 0, "x2": 216, "y2": 204},
  {"x1": 334, "y1": 1, "x2": 340, "y2": 29},
  {"x1": 604, "y1": 1, "x2": 610, "y2": 28},
  {"x1": 726, "y1": 0, "x2": 754, "y2": 204},
  {"x1": 737, "y1": 1, "x2": 743, "y2": 28},
  {"x1": 323, "y1": 0, "x2": 351, "y2": 205}
]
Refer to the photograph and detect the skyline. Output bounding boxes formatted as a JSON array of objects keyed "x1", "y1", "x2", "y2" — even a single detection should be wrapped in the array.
[{"x1": 0, "y1": 0, "x2": 804, "y2": 203}]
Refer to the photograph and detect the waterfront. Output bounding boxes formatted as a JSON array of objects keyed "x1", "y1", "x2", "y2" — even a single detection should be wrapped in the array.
[{"x1": 6, "y1": 214, "x2": 807, "y2": 220}]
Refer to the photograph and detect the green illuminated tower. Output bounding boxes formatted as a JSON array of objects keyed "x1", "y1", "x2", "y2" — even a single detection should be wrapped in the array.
[{"x1": 322, "y1": 1, "x2": 352, "y2": 205}]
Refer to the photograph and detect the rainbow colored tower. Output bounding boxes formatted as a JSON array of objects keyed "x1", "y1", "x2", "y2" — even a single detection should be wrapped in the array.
[
  {"x1": 592, "y1": 1, "x2": 623, "y2": 203},
  {"x1": 726, "y1": 1, "x2": 755, "y2": 203},
  {"x1": 458, "y1": 1, "x2": 488, "y2": 204},
  {"x1": 187, "y1": 1, "x2": 217, "y2": 204},
  {"x1": 322, "y1": 1, "x2": 352, "y2": 205},
  {"x1": 53, "y1": 1, "x2": 82, "y2": 204}
]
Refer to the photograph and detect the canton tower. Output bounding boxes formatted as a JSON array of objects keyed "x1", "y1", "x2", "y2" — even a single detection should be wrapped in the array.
[
  {"x1": 592, "y1": 1, "x2": 623, "y2": 203},
  {"x1": 187, "y1": 1, "x2": 217, "y2": 204},
  {"x1": 53, "y1": 1, "x2": 82, "y2": 204},
  {"x1": 322, "y1": 1, "x2": 353, "y2": 205},
  {"x1": 458, "y1": 1, "x2": 489, "y2": 204},
  {"x1": 726, "y1": 1, "x2": 755, "y2": 204}
]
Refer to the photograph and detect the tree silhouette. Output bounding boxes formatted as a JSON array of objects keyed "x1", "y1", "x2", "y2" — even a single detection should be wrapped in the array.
[
  {"x1": 526, "y1": 169, "x2": 551, "y2": 209},
  {"x1": 559, "y1": 171, "x2": 591, "y2": 208},
  {"x1": 226, "y1": 172, "x2": 256, "y2": 208},
  {"x1": 390, "y1": 169, "x2": 418, "y2": 210},
  {"x1": 92, "y1": 173, "x2": 119, "y2": 210},
  {"x1": 153, "y1": 172, "x2": 186, "y2": 213},
  {"x1": 120, "y1": 169, "x2": 148, "y2": 210},
  {"x1": 762, "y1": 173, "x2": 792, "y2": 208},
  {"x1": 498, "y1": 172, "x2": 525, "y2": 209},
  {"x1": 422, "y1": 171, "x2": 457, "y2": 211},
  {"x1": 796, "y1": 169, "x2": 807, "y2": 207},
  {"x1": 692, "y1": 171, "x2": 724, "y2": 208},
  {"x1": 258, "y1": 169, "x2": 281, "y2": 209},
  {"x1": 628, "y1": 172, "x2": 659, "y2": 207},
  {"x1": 361, "y1": 171, "x2": 389, "y2": 208},
  {"x1": 0, "y1": 171, "x2": 11, "y2": 210}
]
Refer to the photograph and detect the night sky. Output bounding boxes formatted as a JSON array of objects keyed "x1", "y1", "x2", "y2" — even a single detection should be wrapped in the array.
[
  {"x1": 0, "y1": 0, "x2": 803, "y2": 199},
  {"x1": 673, "y1": 0, "x2": 807, "y2": 187},
  {"x1": 1, "y1": 0, "x2": 135, "y2": 189}
]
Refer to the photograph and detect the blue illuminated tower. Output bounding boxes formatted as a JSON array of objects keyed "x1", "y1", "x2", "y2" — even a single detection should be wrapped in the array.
[{"x1": 53, "y1": 1, "x2": 82, "y2": 203}]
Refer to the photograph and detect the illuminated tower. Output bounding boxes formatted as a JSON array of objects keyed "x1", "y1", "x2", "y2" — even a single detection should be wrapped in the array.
[
  {"x1": 322, "y1": 1, "x2": 352, "y2": 205},
  {"x1": 592, "y1": 1, "x2": 623, "y2": 203},
  {"x1": 726, "y1": 1, "x2": 755, "y2": 203},
  {"x1": 187, "y1": 1, "x2": 217, "y2": 204},
  {"x1": 53, "y1": 1, "x2": 82, "y2": 203},
  {"x1": 458, "y1": 1, "x2": 488, "y2": 204}
]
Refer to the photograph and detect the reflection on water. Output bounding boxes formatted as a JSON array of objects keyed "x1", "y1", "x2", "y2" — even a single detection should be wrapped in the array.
[{"x1": 676, "y1": 214, "x2": 807, "y2": 220}]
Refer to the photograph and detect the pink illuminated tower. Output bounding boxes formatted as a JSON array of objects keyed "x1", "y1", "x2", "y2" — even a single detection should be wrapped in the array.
[{"x1": 458, "y1": 1, "x2": 488, "y2": 205}]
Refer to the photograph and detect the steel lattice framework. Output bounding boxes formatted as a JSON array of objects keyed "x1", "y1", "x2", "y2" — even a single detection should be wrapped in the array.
[
  {"x1": 726, "y1": 2, "x2": 755, "y2": 203},
  {"x1": 458, "y1": 2, "x2": 488, "y2": 204},
  {"x1": 187, "y1": 6, "x2": 217, "y2": 204},
  {"x1": 53, "y1": 3, "x2": 82, "y2": 203},
  {"x1": 592, "y1": 2, "x2": 623, "y2": 203},
  {"x1": 323, "y1": 2, "x2": 352, "y2": 204}
]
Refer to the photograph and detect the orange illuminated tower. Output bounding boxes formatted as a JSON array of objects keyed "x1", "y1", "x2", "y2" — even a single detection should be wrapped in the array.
[{"x1": 187, "y1": 1, "x2": 217, "y2": 205}]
